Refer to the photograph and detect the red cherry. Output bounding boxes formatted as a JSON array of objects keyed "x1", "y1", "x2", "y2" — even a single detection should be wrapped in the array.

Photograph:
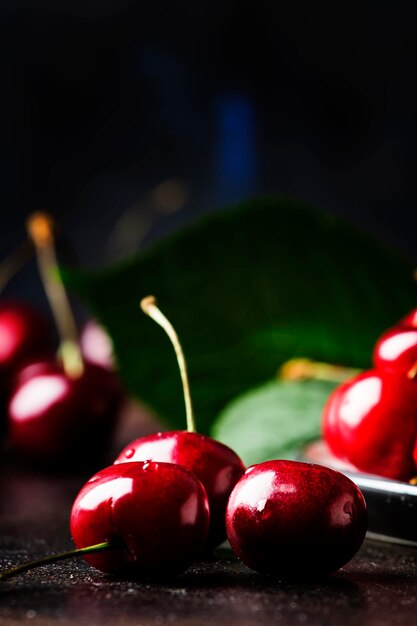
[
  {"x1": 373, "y1": 307, "x2": 417, "y2": 378},
  {"x1": 373, "y1": 325, "x2": 417, "y2": 378},
  {"x1": 70, "y1": 461, "x2": 210, "y2": 578},
  {"x1": 226, "y1": 460, "x2": 367, "y2": 577},
  {"x1": 6, "y1": 213, "x2": 124, "y2": 466},
  {"x1": 322, "y1": 369, "x2": 417, "y2": 480},
  {"x1": 8, "y1": 360, "x2": 122, "y2": 465},
  {"x1": 114, "y1": 296, "x2": 245, "y2": 550},
  {"x1": 115, "y1": 431, "x2": 245, "y2": 549},
  {"x1": 0, "y1": 301, "x2": 52, "y2": 437},
  {"x1": 0, "y1": 301, "x2": 52, "y2": 393}
]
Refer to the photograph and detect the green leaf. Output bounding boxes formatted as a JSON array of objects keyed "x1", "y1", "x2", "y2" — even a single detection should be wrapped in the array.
[
  {"x1": 63, "y1": 197, "x2": 415, "y2": 434},
  {"x1": 212, "y1": 379, "x2": 338, "y2": 466}
]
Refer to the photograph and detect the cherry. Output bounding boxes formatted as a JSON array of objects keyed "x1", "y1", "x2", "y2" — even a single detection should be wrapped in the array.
[
  {"x1": 6, "y1": 213, "x2": 122, "y2": 465},
  {"x1": 373, "y1": 320, "x2": 417, "y2": 379},
  {"x1": 322, "y1": 369, "x2": 417, "y2": 480},
  {"x1": 114, "y1": 296, "x2": 245, "y2": 550},
  {"x1": 70, "y1": 461, "x2": 210, "y2": 578},
  {"x1": 0, "y1": 237, "x2": 53, "y2": 419},
  {"x1": 8, "y1": 359, "x2": 122, "y2": 465},
  {"x1": 115, "y1": 431, "x2": 245, "y2": 549},
  {"x1": 0, "y1": 460, "x2": 210, "y2": 581},
  {"x1": 0, "y1": 301, "x2": 52, "y2": 416},
  {"x1": 226, "y1": 460, "x2": 367, "y2": 577},
  {"x1": 0, "y1": 301, "x2": 52, "y2": 383}
]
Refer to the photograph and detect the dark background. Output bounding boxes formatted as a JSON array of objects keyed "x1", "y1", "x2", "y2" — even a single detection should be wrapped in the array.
[{"x1": 0, "y1": 0, "x2": 416, "y2": 303}]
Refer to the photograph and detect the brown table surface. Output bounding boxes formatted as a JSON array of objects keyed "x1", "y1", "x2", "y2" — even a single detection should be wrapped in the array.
[{"x1": 1, "y1": 455, "x2": 417, "y2": 626}]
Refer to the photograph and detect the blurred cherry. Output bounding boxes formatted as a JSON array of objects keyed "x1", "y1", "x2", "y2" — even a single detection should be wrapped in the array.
[
  {"x1": 7, "y1": 213, "x2": 121, "y2": 466},
  {"x1": 0, "y1": 301, "x2": 53, "y2": 420},
  {"x1": 8, "y1": 359, "x2": 121, "y2": 465},
  {"x1": 322, "y1": 369, "x2": 417, "y2": 480},
  {"x1": 0, "y1": 239, "x2": 53, "y2": 424},
  {"x1": 373, "y1": 323, "x2": 417, "y2": 382}
]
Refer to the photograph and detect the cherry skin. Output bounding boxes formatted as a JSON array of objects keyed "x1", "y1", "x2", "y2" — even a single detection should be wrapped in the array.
[
  {"x1": 373, "y1": 323, "x2": 417, "y2": 378},
  {"x1": 226, "y1": 460, "x2": 367, "y2": 577},
  {"x1": 322, "y1": 369, "x2": 417, "y2": 480},
  {"x1": 0, "y1": 301, "x2": 52, "y2": 414},
  {"x1": 114, "y1": 431, "x2": 245, "y2": 550},
  {"x1": 70, "y1": 460, "x2": 210, "y2": 578},
  {"x1": 8, "y1": 359, "x2": 122, "y2": 466}
]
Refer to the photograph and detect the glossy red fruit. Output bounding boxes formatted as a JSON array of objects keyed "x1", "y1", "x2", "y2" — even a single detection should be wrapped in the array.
[
  {"x1": 114, "y1": 431, "x2": 245, "y2": 550},
  {"x1": 322, "y1": 369, "x2": 417, "y2": 480},
  {"x1": 70, "y1": 461, "x2": 210, "y2": 578},
  {"x1": 373, "y1": 325, "x2": 417, "y2": 378},
  {"x1": 0, "y1": 301, "x2": 52, "y2": 403},
  {"x1": 373, "y1": 307, "x2": 417, "y2": 378},
  {"x1": 8, "y1": 360, "x2": 122, "y2": 465},
  {"x1": 226, "y1": 460, "x2": 367, "y2": 577}
]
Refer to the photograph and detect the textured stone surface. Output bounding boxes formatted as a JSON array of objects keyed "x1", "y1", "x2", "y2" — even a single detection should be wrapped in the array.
[{"x1": 1, "y1": 460, "x2": 417, "y2": 626}]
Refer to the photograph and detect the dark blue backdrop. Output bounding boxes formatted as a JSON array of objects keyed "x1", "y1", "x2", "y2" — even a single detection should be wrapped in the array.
[{"x1": 0, "y1": 0, "x2": 416, "y2": 295}]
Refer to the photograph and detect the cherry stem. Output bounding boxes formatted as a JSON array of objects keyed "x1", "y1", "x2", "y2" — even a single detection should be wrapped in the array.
[
  {"x1": 26, "y1": 212, "x2": 84, "y2": 379},
  {"x1": 279, "y1": 358, "x2": 361, "y2": 383},
  {"x1": 0, "y1": 541, "x2": 112, "y2": 582},
  {"x1": 141, "y1": 295, "x2": 196, "y2": 433},
  {"x1": 0, "y1": 240, "x2": 34, "y2": 294}
]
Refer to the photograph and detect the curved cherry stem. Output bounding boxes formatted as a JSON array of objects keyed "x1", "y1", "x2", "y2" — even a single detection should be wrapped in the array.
[
  {"x1": 0, "y1": 541, "x2": 113, "y2": 582},
  {"x1": 0, "y1": 240, "x2": 34, "y2": 294},
  {"x1": 141, "y1": 295, "x2": 196, "y2": 433},
  {"x1": 26, "y1": 212, "x2": 84, "y2": 379}
]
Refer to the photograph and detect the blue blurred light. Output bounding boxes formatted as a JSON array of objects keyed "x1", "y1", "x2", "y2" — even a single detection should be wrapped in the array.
[{"x1": 215, "y1": 92, "x2": 257, "y2": 203}]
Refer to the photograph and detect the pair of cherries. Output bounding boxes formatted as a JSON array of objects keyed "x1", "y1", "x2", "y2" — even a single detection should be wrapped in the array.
[
  {"x1": 69, "y1": 457, "x2": 367, "y2": 580},
  {"x1": 1, "y1": 294, "x2": 368, "y2": 582},
  {"x1": 0, "y1": 215, "x2": 123, "y2": 466},
  {"x1": 323, "y1": 308, "x2": 417, "y2": 481}
]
